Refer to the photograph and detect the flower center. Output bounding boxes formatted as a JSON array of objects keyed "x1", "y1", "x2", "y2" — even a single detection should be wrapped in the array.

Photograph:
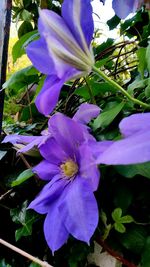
[{"x1": 60, "y1": 159, "x2": 78, "y2": 178}]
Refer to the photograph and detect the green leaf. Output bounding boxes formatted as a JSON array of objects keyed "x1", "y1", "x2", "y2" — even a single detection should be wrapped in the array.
[
  {"x1": 112, "y1": 208, "x2": 122, "y2": 221},
  {"x1": 93, "y1": 102, "x2": 124, "y2": 130},
  {"x1": 21, "y1": 9, "x2": 32, "y2": 21},
  {"x1": 12, "y1": 30, "x2": 38, "y2": 63},
  {"x1": 11, "y1": 169, "x2": 34, "y2": 187},
  {"x1": 10, "y1": 201, "x2": 39, "y2": 241},
  {"x1": 0, "y1": 259, "x2": 11, "y2": 267},
  {"x1": 146, "y1": 43, "x2": 150, "y2": 74},
  {"x1": 75, "y1": 81, "x2": 116, "y2": 100},
  {"x1": 136, "y1": 47, "x2": 147, "y2": 78},
  {"x1": 115, "y1": 162, "x2": 150, "y2": 179},
  {"x1": 114, "y1": 222, "x2": 126, "y2": 233},
  {"x1": 0, "y1": 151, "x2": 7, "y2": 160},
  {"x1": 15, "y1": 224, "x2": 32, "y2": 241},
  {"x1": 141, "y1": 237, "x2": 150, "y2": 267},
  {"x1": 28, "y1": 263, "x2": 41, "y2": 267},
  {"x1": 18, "y1": 21, "x2": 33, "y2": 38},
  {"x1": 107, "y1": 15, "x2": 121, "y2": 30},
  {"x1": 3, "y1": 66, "x2": 39, "y2": 92},
  {"x1": 119, "y1": 215, "x2": 134, "y2": 224},
  {"x1": 119, "y1": 226, "x2": 147, "y2": 254}
]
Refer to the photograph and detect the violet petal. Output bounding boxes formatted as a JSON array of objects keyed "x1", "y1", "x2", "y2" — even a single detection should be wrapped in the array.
[
  {"x1": 73, "y1": 103, "x2": 100, "y2": 124},
  {"x1": 26, "y1": 37, "x2": 55, "y2": 75},
  {"x1": 59, "y1": 176, "x2": 98, "y2": 243},
  {"x1": 33, "y1": 160, "x2": 60, "y2": 180},
  {"x1": 62, "y1": 0, "x2": 94, "y2": 49}
]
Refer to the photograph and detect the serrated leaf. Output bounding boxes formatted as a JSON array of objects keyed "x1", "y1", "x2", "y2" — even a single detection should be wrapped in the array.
[
  {"x1": 11, "y1": 169, "x2": 34, "y2": 187},
  {"x1": 15, "y1": 224, "x2": 32, "y2": 241},
  {"x1": 112, "y1": 208, "x2": 122, "y2": 221},
  {"x1": 93, "y1": 102, "x2": 124, "y2": 130},
  {"x1": 114, "y1": 222, "x2": 126, "y2": 233},
  {"x1": 10, "y1": 201, "x2": 39, "y2": 241}
]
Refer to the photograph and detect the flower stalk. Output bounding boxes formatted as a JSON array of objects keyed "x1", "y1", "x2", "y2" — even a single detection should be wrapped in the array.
[{"x1": 92, "y1": 65, "x2": 150, "y2": 109}]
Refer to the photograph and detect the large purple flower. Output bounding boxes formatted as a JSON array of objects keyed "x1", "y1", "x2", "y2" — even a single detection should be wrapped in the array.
[
  {"x1": 28, "y1": 112, "x2": 100, "y2": 253},
  {"x1": 26, "y1": 0, "x2": 94, "y2": 115},
  {"x1": 112, "y1": 0, "x2": 150, "y2": 19},
  {"x1": 96, "y1": 112, "x2": 150, "y2": 165}
]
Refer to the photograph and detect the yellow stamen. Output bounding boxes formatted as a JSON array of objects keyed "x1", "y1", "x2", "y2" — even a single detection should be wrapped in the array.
[{"x1": 60, "y1": 159, "x2": 78, "y2": 178}]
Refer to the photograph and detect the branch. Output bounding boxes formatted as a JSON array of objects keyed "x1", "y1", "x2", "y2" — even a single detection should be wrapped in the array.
[{"x1": 0, "y1": 238, "x2": 53, "y2": 267}]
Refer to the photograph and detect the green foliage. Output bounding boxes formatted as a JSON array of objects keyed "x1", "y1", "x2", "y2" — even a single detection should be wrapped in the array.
[
  {"x1": 10, "y1": 201, "x2": 39, "y2": 241},
  {"x1": 115, "y1": 162, "x2": 150, "y2": 179},
  {"x1": 11, "y1": 169, "x2": 34, "y2": 187},
  {"x1": 93, "y1": 101, "x2": 124, "y2": 130}
]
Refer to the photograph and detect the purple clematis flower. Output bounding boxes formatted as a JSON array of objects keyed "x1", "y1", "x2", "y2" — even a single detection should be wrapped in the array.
[
  {"x1": 96, "y1": 112, "x2": 150, "y2": 165},
  {"x1": 112, "y1": 0, "x2": 150, "y2": 19},
  {"x1": 2, "y1": 103, "x2": 100, "y2": 154},
  {"x1": 26, "y1": 0, "x2": 94, "y2": 115},
  {"x1": 28, "y1": 112, "x2": 100, "y2": 253}
]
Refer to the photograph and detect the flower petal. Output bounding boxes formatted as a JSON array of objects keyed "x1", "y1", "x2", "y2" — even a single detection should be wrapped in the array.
[
  {"x1": 35, "y1": 75, "x2": 64, "y2": 115},
  {"x1": 62, "y1": 0, "x2": 94, "y2": 49},
  {"x1": 59, "y1": 176, "x2": 98, "y2": 243},
  {"x1": 119, "y1": 113, "x2": 150, "y2": 137},
  {"x1": 2, "y1": 134, "x2": 40, "y2": 145},
  {"x1": 73, "y1": 103, "x2": 100, "y2": 124},
  {"x1": 26, "y1": 38, "x2": 55, "y2": 75},
  {"x1": 44, "y1": 202, "x2": 69, "y2": 253},
  {"x1": 33, "y1": 160, "x2": 59, "y2": 180},
  {"x1": 112, "y1": 0, "x2": 138, "y2": 19},
  {"x1": 49, "y1": 113, "x2": 84, "y2": 158},
  {"x1": 96, "y1": 131, "x2": 150, "y2": 165},
  {"x1": 39, "y1": 137, "x2": 68, "y2": 164},
  {"x1": 28, "y1": 175, "x2": 68, "y2": 214},
  {"x1": 79, "y1": 144, "x2": 100, "y2": 191},
  {"x1": 38, "y1": 10, "x2": 89, "y2": 77},
  {"x1": 88, "y1": 140, "x2": 114, "y2": 159}
]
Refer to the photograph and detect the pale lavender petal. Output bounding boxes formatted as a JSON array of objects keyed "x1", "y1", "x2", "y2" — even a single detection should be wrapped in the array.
[
  {"x1": 112, "y1": 0, "x2": 138, "y2": 19},
  {"x1": 73, "y1": 103, "x2": 100, "y2": 124},
  {"x1": 119, "y1": 113, "x2": 150, "y2": 137},
  {"x1": 79, "y1": 144, "x2": 100, "y2": 191},
  {"x1": 88, "y1": 140, "x2": 114, "y2": 159},
  {"x1": 96, "y1": 132, "x2": 150, "y2": 165},
  {"x1": 49, "y1": 113, "x2": 84, "y2": 157},
  {"x1": 33, "y1": 160, "x2": 59, "y2": 180},
  {"x1": 28, "y1": 175, "x2": 68, "y2": 214},
  {"x1": 26, "y1": 38, "x2": 55, "y2": 75},
  {"x1": 18, "y1": 136, "x2": 45, "y2": 153},
  {"x1": 2, "y1": 134, "x2": 40, "y2": 145},
  {"x1": 44, "y1": 202, "x2": 69, "y2": 253},
  {"x1": 59, "y1": 176, "x2": 98, "y2": 243},
  {"x1": 62, "y1": 0, "x2": 94, "y2": 49},
  {"x1": 39, "y1": 137, "x2": 67, "y2": 164}
]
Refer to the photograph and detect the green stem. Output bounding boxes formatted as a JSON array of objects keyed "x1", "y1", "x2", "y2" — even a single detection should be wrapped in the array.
[
  {"x1": 92, "y1": 65, "x2": 150, "y2": 109},
  {"x1": 84, "y1": 77, "x2": 96, "y2": 104}
]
